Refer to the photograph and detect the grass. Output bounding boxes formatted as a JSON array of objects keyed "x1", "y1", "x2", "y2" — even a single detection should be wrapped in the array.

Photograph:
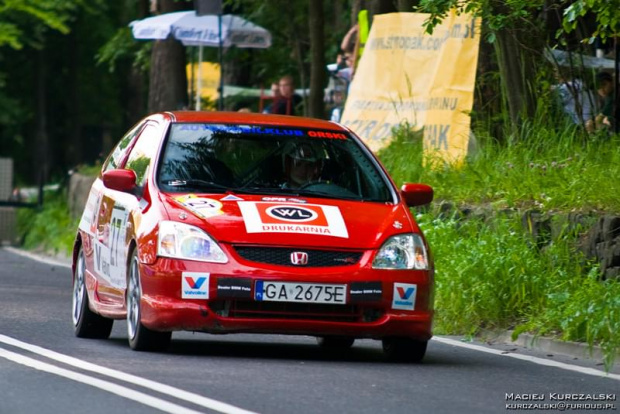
[
  {"x1": 380, "y1": 121, "x2": 620, "y2": 213},
  {"x1": 378, "y1": 121, "x2": 620, "y2": 369},
  {"x1": 17, "y1": 188, "x2": 78, "y2": 258}
]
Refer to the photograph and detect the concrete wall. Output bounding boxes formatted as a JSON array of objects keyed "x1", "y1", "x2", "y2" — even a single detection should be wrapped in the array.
[
  {"x1": 0, "y1": 158, "x2": 15, "y2": 245},
  {"x1": 436, "y1": 201, "x2": 620, "y2": 281},
  {"x1": 68, "y1": 173, "x2": 97, "y2": 219}
]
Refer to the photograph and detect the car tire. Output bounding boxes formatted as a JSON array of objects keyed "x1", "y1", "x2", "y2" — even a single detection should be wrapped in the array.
[
  {"x1": 316, "y1": 336, "x2": 355, "y2": 349},
  {"x1": 382, "y1": 337, "x2": 427, "y2": 363},
  {"x1": 126, "y1": 249, "x2": 171, "y2": 352},
  {"x1": 72, "y1": 246, "x2": 113, "y2": 339}
]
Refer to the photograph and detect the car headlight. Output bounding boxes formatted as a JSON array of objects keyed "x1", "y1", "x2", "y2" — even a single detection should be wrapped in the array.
[
  {"x1": 157, "y1": 221, "x2": 228, "y2": 263},
  {"x1": 372, "y1": 234, "x2": 428, "y2": 270}
]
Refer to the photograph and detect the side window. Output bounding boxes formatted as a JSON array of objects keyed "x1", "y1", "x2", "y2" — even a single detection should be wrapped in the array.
[
  {"x1": 125, "y1": 124, "x2": 161, "y2": 188},
  {"x1": 102, "y1": 122, "x2": 145, "y2": 173}
]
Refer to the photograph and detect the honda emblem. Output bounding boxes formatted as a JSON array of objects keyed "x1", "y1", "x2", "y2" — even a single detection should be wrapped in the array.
[{"x1": 290, "y1": 252, "x2": 309, "y2": 265}]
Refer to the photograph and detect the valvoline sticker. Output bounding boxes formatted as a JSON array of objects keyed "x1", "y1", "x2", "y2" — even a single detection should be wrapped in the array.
[{"x1": 392, "y1": 283, "x2": 416, "y2": 310}]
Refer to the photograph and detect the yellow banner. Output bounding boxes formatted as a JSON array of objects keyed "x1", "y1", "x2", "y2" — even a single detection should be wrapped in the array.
[
  {"x1": 340, "y1": 12, "x2": 480, "y2": 163},
  {"x1": 186, "y1": 61, "x2": 221, "y2": 102}
]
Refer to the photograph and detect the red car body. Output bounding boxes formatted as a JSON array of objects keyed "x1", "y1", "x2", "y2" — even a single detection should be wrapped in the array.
[{"x1": 72, "y1": 111, "x2": 434, "y2": 361}]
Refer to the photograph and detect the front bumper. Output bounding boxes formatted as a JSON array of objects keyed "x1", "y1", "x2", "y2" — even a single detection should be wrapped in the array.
[{"x1": 138, "y1": 255, "x2": 434, "y2": 341}]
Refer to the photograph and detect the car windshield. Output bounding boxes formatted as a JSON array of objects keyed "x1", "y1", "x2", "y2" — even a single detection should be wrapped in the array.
[{"x1": 157, "y1": 123, "x2": 393, "y2": 202}]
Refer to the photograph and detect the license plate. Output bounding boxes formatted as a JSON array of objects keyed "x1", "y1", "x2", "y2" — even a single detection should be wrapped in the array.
[{"x1": 255, "y1": 281, "x2": 347, "y2": 304}]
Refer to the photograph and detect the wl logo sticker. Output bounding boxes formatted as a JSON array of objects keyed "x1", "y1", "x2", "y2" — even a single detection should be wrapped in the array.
[
  {"x1": 266, "y1": 206, "x2": 318, "y2": 222},
  {"x1": 238, "y1": 202, "x2": 348, "y2": 238},
  {"x1": 182, "y1": 272, "x2": 210, "y2": 299}
]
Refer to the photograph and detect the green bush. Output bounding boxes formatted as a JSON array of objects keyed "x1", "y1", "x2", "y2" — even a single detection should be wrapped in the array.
[
  {"x1": 380, "y1": 121, "x2": 620, "y2": 213},
  {"x1": 17, "y1": 188, "x2": 77, "y2": 258},
  {"x1": 378, "y1": 122, "x2": 620, "y2": 369}
]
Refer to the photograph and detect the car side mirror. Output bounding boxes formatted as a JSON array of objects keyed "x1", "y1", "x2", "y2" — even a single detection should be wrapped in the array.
[
  {"x1": 401, "y1": 183, "x2": 433, "y2": 207},
  {"x1": 102, "y1": 169, "x2": 137, "y2": 193}
]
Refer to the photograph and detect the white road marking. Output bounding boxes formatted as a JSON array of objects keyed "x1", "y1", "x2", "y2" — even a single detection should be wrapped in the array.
[
  {"x1": 0, "y1": 335, "x2": 258, "y2": 414},
  {"x1": 3, "y1": 246, "x2": 72, "y2": 269},
  {"x1": 432, "y1": 337, "x2": 620, "y2": 381},
  {"x1": 0, "y1": 347, "x2": 203, "y2": 414},
  {"x1": 4, "y1": 248, "x2": 617, "y2": 385}
]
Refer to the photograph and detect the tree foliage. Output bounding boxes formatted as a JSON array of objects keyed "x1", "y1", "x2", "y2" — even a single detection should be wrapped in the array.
[
  {"x1": 4, "y1": 0, "x2": 614, "y2": 184},
  {"x1": 0, "y1": 0, "x2": 80, "y2": 49},
  {"x1": 418, "y1": 0, "x2": 617, "y2": 45},
  {"x1": 0, "y1": 1, "x2": 135, "y2": 183},
  {"x1": 562, "y1": 0, "x2": 620, "y2": 42}
]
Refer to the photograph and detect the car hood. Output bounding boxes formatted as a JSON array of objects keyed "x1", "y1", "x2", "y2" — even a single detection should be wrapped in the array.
[{"x1": 160, "y1": 193, "x2": 416, "y2": 249}]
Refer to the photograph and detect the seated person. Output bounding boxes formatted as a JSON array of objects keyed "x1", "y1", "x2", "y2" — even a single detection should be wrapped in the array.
[
  {"x1": 262, "y1": 82, "x2": 281, "y2": 114},
  {"x1": 271, "y1": 75, "x2": 303, "y2": 115},
  {"x1": 281, "y1": 142, "x2": 324, "y2": 189}
]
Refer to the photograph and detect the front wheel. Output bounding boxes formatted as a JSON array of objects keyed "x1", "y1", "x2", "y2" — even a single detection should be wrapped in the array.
[
  {"x1": 72, "y1": 246, "x2": 113, "y2": 339},
  {"x1": 126, "y1": 249, "x2": 171, "y2": 351},
  {"x1": 382, "y1": 337, "x2": 428, "y2": 363}
]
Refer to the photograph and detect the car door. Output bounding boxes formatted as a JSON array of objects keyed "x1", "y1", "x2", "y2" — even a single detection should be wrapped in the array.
[{"x1": 91, "y1": 122, "x2": 161, "y2": 306}]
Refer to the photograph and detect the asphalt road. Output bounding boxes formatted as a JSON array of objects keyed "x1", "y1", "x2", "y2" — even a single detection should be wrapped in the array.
[{"x1": 1, "y1": 247, "x2": 618, "y2": 414}]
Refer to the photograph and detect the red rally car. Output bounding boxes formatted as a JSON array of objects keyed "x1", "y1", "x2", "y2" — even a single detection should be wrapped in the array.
[{"x1": 71, "y1": 111, "x2": 434, "y2": 362}]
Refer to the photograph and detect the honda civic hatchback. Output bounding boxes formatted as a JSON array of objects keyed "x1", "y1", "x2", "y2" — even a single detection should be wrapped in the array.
[{"x1": 72, "y1": 111, "x2": 434, "y2": 362}]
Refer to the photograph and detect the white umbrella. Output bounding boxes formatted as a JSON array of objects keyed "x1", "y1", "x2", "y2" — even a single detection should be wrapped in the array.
[
  {"x1": 129, "y1": 11, "x2": 272, "y2": 109},
  {"x1": 131, "y1": 11, "x2": 272, "y2": 48},
  {"x1": 545, "y1": 48, "x2": 615, "y2": 70}
]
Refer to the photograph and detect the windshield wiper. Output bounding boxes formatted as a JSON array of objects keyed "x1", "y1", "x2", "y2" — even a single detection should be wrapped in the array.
[
  {"x1": 164, "y1": 179, "x2": 231, "y2": 192},
  {"x1": 293, "y1": 189, "x2": 363, "y2": 201},
  {"x1": 234, "y1": 186, "x2": 292, "y2": 195},
  {"x1": 236, "y1": 186, "x2": 363, "y2": 201}
]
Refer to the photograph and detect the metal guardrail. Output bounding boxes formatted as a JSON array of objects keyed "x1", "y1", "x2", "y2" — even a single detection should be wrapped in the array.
[
  {"x1": 0, "y1": 200, "x2": 40, "y2": 208},
  {"x1": 0, "y1": 158, "x2": 44, "y2": 245},
  {"x1": 0, "y1": 157, "x2": 44, "y2": 209}
]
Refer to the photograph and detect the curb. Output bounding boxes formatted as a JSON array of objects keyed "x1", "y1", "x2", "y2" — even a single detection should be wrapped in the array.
[
  {"x1": 3, "y1": 246, "x2": 72, "y2": 269},
  {"x1": 492, "y1": 331, "x2": 619, "y2": 363}
]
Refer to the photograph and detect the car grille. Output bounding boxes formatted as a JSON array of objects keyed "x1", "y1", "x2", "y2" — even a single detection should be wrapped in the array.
[
  {"x1": 210, "y1": 300, "x2": 382, "y2": 323},
  {"x1": 233, "y1": 246, "x2": 363, "y2": 267}
]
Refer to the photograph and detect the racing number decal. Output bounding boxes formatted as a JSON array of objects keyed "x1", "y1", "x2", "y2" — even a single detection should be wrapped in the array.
[
  {"x1": 109, "y1": 208, "x2": 126, "y2": 269},
  {"x1": 93, "y1": 201, "x2": 129, "y2": 288}
]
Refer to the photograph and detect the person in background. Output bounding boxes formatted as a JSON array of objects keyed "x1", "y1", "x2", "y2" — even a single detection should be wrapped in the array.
[
  {"x1": 337, "y1": 24, "x2": 359, "y2": 83},
  {"x1": 271, "y1": 75, "x2": 302, "y2": 115},
  {"x1": 262, "y1": 82, "x2": 282, "y2": 114},
  {"x1": 594, "y1": 71, "x2": 614, "y2": 131},
  {"x1": 552, "y1": 68, "x2": 596, "y2": 132},
  {"x1": 329, "y1": 85, "x2": 346, "y2": 122}
]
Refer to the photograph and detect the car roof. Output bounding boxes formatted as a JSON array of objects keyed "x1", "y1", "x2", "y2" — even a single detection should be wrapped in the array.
[{"x1": 162, "y1": 111, "x2": 346, "y2": 131}]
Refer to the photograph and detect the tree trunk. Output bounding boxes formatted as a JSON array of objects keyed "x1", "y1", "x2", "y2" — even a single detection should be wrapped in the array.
[
  {"x1": 34, "y1": 49, "x2": 50, "y2": 185},
  {"x1": 367, "y1": 0, "x2": 396, "y2": 25},
  {"x1": 494, "y1": 27, "x2": 537, "y2": 134},
  {"x1": 282, "y1": 0, "x2": 308, "y2": 116},
  {"x1": 396, "y1": 0, "x2": 418, "y2": 12},
  {"x1": 308, "y1": 0, "x2": 326, "y2": 119},
  {"x1": 148, "y1": 38, "x2": 188, "y2": 112},
  {"x1": 331, "y1": 0, "x2": 346, "y2": 35},
  {"x1": 147, "y1": 0, "x2": 189, "y2": 113},
  {"x1": 125, "y1": 0, "x2": 149, "y2": 124},
  {"x1": 67, "y1": 25, "x2": 82, "y2": 168},
  {"x1": 351, "y1": 0, "x2": 364, "y2": 26}
]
